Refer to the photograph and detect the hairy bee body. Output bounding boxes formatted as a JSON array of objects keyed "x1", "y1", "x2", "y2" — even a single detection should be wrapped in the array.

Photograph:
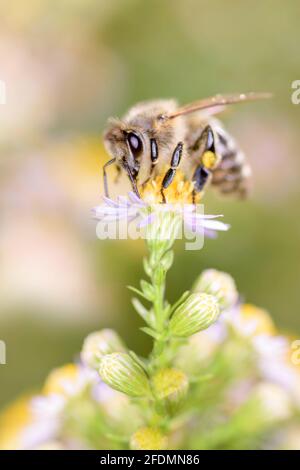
[
  {"x1": 181, "y1": 112, "x2": 251, "y2": 198},
  {"x1": 104, "y1": 93, "x2": 268, "y2": 200},
  {"x1": 210, "y1": 121, "x2": 251, "y2": 197}
]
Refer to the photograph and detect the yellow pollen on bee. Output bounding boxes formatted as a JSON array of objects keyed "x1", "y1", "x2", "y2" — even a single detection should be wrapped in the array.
[
  {"x1": 139, "y1": 170, "x2": 202, "y2": 204},
  {"x1": 202, "y1": 151, "x2": 218, "y2": 169}
]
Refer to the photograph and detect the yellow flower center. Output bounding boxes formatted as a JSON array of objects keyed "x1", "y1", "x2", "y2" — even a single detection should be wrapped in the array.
[
  {"x1": 152, "y1": 368, "x2": 188, "y2": 399},
  {"x1": 130, "y1": 427, "x2": 167, "y2": 450},
  {"x1": 0, "y1": 395, "x2": 33, "y2": 450},
  {"x1": 139, "y1": 170, "x2": 202, "y2": 205}
]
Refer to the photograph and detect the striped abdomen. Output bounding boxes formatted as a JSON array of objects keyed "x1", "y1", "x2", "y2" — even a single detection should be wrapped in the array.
[{"x1": 211, "y1": 126, "x2": 252, "y2": 198}]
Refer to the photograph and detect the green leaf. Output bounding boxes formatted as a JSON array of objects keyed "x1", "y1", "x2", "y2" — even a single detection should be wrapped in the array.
[
  {"x1": 189, "y1": 373, "x2": 214, "y2": 384},
  {"x1": 170, "y1": 290, "x2": 191, "y2": 315},
  {"x1": 132, "y1": 297, "x2": 150, "y2": 324},
  {"x1": 161, "y1": 250, "x2": 174, "y2": 271},
  {"x1": 149, "y1": 251, "x2": 159, "y2": 269},
  {"x1": 140, "y1": 327, "x2": 161, "y2": 340},
  {"x1": 129, "y1": 350, "x2": 149, "y2": 373},
  {"x1": 153, "y1": 265, "x2": 165, "y2": 285},
  {"x1": 162, "y1": 303, "x2": 171, "y2": 321},
  {"x1": 103, "y1": 432, "x2": 128, "y2": 444},
  {"x1": 127, "y1": 285, "x2": 147, "y2": 299},
  {"x1": 140, "y1": 280, "x2": 155, "y2": 300},
  {"x1": 143, "y1": 257, "x2": 152, "y2": 277}
]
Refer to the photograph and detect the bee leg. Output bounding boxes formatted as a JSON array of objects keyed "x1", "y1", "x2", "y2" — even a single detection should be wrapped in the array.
[
  {"x1": 192, "y1": 166, "x2": 211, "y2": 203},
  {"x1": 121, "y1": 159, "x2": 141, "y2": 198},
  {"x1": 191, "y1": 125, "x2": 215, "y2": 153},
  {"x1": 144, "y1": 138, "x2": 159, "y2": 184},
  {"x1": 192, "y1": 125, "x2": 220, "y2": 170},
  {"x1": 191, "y1": 125, "x2": 220, "y2": 202},
  {"x1": 161, "y1": 168, "x2": 176, "y2": 203},
  {"x1": 142, "y1": 137, "x2": 158, "y2": 187},
  {"x1": 103, "y1": 158, "x2": 116, "y2": 198},
  {"x1": 114, "y1": 165, "x2": 121, "y2": 184},
  {"x1": 150, "y1": 137, "x2": 159, "y2": 176},
  {"x1": 161, "y1": 142, "x2": 183, "y2": 203}
]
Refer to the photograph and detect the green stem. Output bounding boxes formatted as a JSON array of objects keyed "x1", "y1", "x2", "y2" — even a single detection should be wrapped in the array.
[
  {"x1": 152, "y1": 266, "x2": 166, "y2": 332},
  {"x1": 148, "y1": 247, "x2": 170, "y2": 370},
  {"x1": 134, "y1": 212, "x2": 186, "y2": 429}
]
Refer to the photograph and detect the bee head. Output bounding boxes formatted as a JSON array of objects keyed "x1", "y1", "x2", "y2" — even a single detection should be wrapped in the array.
[{"x1": 103, "y1": 118, "x2": 143, "y2": 177}]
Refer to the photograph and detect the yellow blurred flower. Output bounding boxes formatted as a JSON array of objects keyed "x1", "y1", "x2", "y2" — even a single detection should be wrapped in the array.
[
  {"x1": 46, "y1": 136, "x2": 133, "y2": 207},
  {"x1": 152, "y1": 368, "x2": 188, "y2": 414},
  {"x1": 240, "y1": 303, "x2": 276, "y2": 336},
  {"x1": 0, "y1": 395, "x2": 33, "y2": 450},
  {"x1": 43, "y1": 364, "x2": 81, "y2": 396},
  {"x1": 130, "y1": 427, "x2": 167, "y2": 450}
]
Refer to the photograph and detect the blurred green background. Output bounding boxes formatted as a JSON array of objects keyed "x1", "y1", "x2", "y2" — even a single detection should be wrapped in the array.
[{"x1": 1, "y1": 0, "x2": 300, "y2": 408}]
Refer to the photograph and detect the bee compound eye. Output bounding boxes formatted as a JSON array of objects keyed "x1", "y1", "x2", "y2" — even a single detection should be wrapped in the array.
[{"x1": 127, "y1": 132, "x2": 143, "y2": 156}]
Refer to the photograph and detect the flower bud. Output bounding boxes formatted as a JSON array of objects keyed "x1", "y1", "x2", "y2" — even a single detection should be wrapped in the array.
[
  {"x1": 193, "y1": 269, "x2": 238, "y2": 310},
  {"x1": 130, "y1": 427, "x2": 167, "y2": 450},
  {"x1": 98, "y1": 352, "x2": 150, "y2": 397},
  {"x1": 81, "y1": 329, "x2": 125, "y2": 370},
  {"x1": 169, "y1": 293, "x2": 220, "y2": 337},
  {"x1": 152, "y1": 368, "x2": 188, "y2": 414}
]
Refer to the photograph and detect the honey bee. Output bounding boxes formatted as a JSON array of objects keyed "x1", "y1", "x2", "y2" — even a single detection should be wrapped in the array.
[{"x1": 103, "y1": 92, "x2": 270, "y2": 202}]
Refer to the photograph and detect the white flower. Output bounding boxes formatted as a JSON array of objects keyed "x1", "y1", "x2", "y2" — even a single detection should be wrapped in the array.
[
  {"x1": 254, "y1": 382, "x2": 292, "y2": 423},
  {"x1": 253, "y1": 334, "x2": 288, "y2": 361},
  {"x1": 20, "y1": 395, "x2": 65, "y2": 450},
  {"x1": 248, "y1": 334, "x2": 300, "y2": 406},
  {"x1": 92, "y1": 382, "x2": 133, "y2": 420},
  {"x1": 31, "y1": 394, "x2": 66, "y2": 418},
  {"x1": 19, "y1": 365, "x2": 99, "y2": 449},
  {"x1": 92, "y1": 192, "x2": 230, "y2": 241}
]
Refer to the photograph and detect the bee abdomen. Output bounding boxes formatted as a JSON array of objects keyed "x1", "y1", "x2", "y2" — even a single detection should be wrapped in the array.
[{"x1": 212, "y1": 130, "x2": 252, "y2": 198}]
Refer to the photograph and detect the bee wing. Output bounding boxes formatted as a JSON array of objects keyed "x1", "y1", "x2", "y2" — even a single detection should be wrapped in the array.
[{"x1": 167, "y1": 92, "x2": 272, "y2": 119}]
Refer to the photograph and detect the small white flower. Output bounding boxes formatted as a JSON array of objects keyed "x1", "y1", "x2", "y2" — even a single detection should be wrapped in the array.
[
  {"x1": 20, "y1": 395, "x2": 65, "y2": 449},
  {"x1": 56, "y1": 366, "x2": 98, "y2": 397},
  {"x1": 254, "y1": 382, "x2": 293, "y2": 423},
  {"x1": 92, "y1": 192, "x2": 230, "y2": 241},
  {"x1": 31, "y1": 394, "x2": 66, "y2": 418}
]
